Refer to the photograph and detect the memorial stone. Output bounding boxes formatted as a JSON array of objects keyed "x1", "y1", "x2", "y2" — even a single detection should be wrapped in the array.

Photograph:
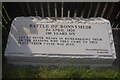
[{"x1": 5, "y1": 17, "x2": 116, "y2": 67}]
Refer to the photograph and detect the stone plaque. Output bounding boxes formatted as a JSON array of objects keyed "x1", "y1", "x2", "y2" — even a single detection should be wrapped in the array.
[{"x1": 5, "y1": 17, "x2": 116, "y2": 66}]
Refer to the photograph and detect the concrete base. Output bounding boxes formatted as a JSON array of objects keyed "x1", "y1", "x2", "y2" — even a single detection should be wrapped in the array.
[{"x1": 6, "y1": 55, "x2": 115, "y2": 68}]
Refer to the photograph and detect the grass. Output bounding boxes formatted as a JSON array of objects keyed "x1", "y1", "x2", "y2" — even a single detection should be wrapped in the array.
[{"x1": 2, "y1": 63, "x2": 120, "y2": 79}]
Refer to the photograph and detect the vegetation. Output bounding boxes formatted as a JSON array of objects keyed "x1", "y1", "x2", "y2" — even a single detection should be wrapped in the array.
[{"x1": 2, "y1": 64, "x2": 120, "y2": 79}]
